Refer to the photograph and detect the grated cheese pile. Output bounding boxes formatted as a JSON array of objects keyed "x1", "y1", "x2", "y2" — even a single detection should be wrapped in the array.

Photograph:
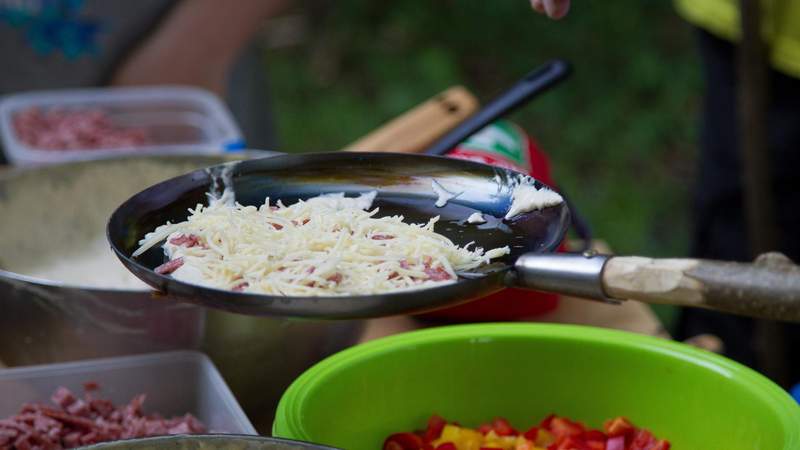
[{"x1": 133, "y1": 192, "x2": 510, "y2": 296}]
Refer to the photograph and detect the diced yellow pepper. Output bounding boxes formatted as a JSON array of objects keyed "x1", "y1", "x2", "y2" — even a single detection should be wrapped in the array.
[
  {"x1": 534, "y1": 429, "x2": 554, "y2": 447},
  {"x1": 513, "y1": 435, "x2": 535, "y2": 450},
  {"x1": 483, "y1": 430, "x2": 517, "y2": 449},
  {"x1": 433, "y1": 425, "x2": 485, "y2": 450}
]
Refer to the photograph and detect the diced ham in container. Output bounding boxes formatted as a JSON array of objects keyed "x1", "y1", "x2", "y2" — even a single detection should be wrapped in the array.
[
  {"x1": 12, "y1": 107, "x2": 151, "y2": 151},
  {"x1": 0, "y1": 385, "x2": 205, "y2": 449}
]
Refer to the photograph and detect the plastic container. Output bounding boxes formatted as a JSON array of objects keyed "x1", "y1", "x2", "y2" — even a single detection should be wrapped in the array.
[
  {"x1": 273, "y1": 323, "x2": 800, "y2": 450},
  {"x1": 0, "y1": 86, "x2": 245, "y2": 166},
  {"x1": 0, "y1": 350, "x2": 256, "y2": 435}
]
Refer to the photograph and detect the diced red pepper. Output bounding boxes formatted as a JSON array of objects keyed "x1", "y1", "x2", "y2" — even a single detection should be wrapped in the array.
[
  {"x1": 585, "y1": 441, "x2": 605, "y2": 450},
  {"x1": 548, "y1": 436, "x2": 590, "y2": 450},
  {"x1": 423, "y1": 415, "x2": 447, "y2": 443},
  {"x1": 384, "y1": 433, "x2": 425, "y2": 450},
  {"x1": 603, "y1": 417, "x2": 635, "y2": 438},
  {"x1": 628, "y1": 429, "x2": 656, "y2": 450},
  {"x1": 650, "y1": 440, "x2": 671, "y2": 450},
  {"x1": 540, "y1": 414, "x2": 557, "y2": 429},
  {"x1": 548, "y1": 417, "x2": 584, "y2": 440},
  {"x1": 580, "y1": 430, "x2": 606, "y2": 442},
  {"x1": 491, "y1": 417, "x2": 518, "y2": 436},
  {"x1": 386, "y1": 415, "x2": 669, "y2": 450},
  {"x1": 523, "y1": 426, "x2": 539, "y2": 440}
]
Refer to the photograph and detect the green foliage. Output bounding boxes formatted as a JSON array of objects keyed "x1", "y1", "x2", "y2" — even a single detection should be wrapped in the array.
[{"x1": 263, "y1": 1, "x2": 704, "y2": 328}]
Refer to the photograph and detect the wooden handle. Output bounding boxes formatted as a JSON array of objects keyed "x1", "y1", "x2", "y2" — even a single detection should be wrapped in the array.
[
  {"x1": 602, "y1": 252, "x2": 800, "y2": 322},
  {"x1": 343, "y1": 86, "x2": 479, "y2": 153}
]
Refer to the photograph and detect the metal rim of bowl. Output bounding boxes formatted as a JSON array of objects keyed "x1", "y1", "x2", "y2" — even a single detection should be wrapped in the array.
[
  {"x1": 77, "y1": 433, "x2": 341, "y2": 450},
  {"x1": 0, "y1": 150, "x2": 281, "y2": 292}
]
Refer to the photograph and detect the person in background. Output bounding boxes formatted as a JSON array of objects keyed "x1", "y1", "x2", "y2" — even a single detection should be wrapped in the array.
[
  {"x1": 0, "y1": 0, "x2": 288, "y2": 157},
  {"x1": 533, "y1": 0, "x2": 800, "y2": 387}
]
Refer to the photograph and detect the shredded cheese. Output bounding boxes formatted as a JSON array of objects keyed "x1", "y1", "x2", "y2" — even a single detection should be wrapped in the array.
[
  {"x1": 134, "y1": 192, "x2": 509, "y2": 296},
  {"x1": 505, "y1": 184, "x2": 563, "y2": 219}
]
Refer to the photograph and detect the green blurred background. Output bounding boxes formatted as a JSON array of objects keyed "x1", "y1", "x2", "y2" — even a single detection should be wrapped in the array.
[{"x1": 261, "y1": 0, "x2": 703, "y2": 329}]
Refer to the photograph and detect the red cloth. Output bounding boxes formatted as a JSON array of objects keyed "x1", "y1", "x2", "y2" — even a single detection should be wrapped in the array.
[{"x1": 419, "y1": 136, "x2": 563, "y2": 321}]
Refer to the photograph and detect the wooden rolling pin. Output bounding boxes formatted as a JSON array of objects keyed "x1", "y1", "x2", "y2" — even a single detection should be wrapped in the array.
[{"x1": 343, "y1": 86, "x2": 479, "y2": 153}]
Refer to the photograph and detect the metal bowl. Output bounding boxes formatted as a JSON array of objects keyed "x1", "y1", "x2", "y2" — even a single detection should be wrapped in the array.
[
  {"x1": 79, "y1": 434, "x2": 339, "y2": 450},
  {"x1": 0, "y1": 154, "x2": 364, "y2": 431}
]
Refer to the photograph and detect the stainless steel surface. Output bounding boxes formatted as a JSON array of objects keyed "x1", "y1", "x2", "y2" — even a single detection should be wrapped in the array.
[
  {"x1": 107, "y1": 152, "x2": 570, "y2": 319},
  {"x1": 0, "y1": 154, "x2": 364, "y2": 431},
  {"x1": 80, "y1": 434, "x2": 339, "y2": 450},
  {"x1": 511, "y1": 252, "x2": 615, "y2": 302}
]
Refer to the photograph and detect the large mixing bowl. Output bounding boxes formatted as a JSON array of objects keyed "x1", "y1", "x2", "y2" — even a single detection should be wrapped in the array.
[
  {"x1": 273, "y1": 323, "x2": 800, "y2": 450},
  {"x1": 0, "y1": 155, "x2": 364, "y2": 431}
]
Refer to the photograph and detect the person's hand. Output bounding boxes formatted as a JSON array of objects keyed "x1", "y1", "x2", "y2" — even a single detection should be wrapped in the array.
[{"x1": 530, "y1": 0, "x2": 570, "y2": 20}]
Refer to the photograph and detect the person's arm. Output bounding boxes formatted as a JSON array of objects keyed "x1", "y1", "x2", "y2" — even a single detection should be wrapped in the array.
[
  {"x1": 530, "y1": 0, "x2": 571, "y2": 20},
  {"x1": 110, "y1": 0, "x2": 290, "y2": 95}
]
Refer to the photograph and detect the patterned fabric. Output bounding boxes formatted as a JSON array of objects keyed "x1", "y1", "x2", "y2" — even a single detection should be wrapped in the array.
[
  {"x1": 0, "y1": 0, "x2": 173, "y2": 91},
  {"x1": 0, "y1": 0, "x2": 101, "y2": 59}
]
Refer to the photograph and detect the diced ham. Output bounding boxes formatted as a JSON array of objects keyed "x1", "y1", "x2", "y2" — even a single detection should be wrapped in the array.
[
  {"x1": 0, "y1": 384, "x2": 205, "y2": 449},
  {"x1": 65, "y1": 399, "x2": 89, "y2": 417},
  {"x1": 372, "y1": 234, "x2": 394, "y2": 240},
  {"x1": 51, "y1": 388, "x2": 75, "y2": 409},
  {"x1": 154, "y1": 257, "x2": 183, "y2": 275},
  {"x1": 424, "y1": 266, "x2": 452, "y2": 281},
  {"x1": 168, "y1": 234, "x2": 202, "y2": 248},
  {"x1": 326, "y1": 273, "x2": 343, "y2": 283},
  {"x1": 233, "y1": 282, "x2": 249, "y2": 292},
  {"x1": 12, "y1": 107, "x2": 151, "y2": 151}
]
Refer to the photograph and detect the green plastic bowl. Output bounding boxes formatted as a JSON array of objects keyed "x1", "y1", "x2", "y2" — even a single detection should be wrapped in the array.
[{"x1": 274, "y1": 323, "x2": 800, "y2": 450}]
